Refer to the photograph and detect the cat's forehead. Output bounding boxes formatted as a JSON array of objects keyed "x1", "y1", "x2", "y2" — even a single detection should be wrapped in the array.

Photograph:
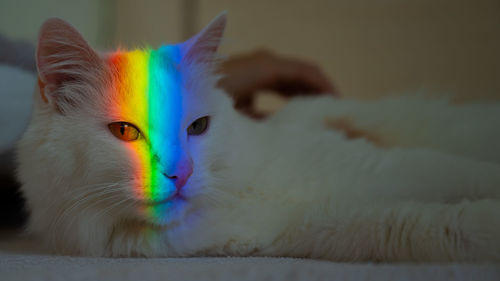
[
  {"x1": 107, "y1": 45, "x2": 183, "y2": 93},
  {"x1": 106, "y1": 45, "x2": 186, "y2": 122}
]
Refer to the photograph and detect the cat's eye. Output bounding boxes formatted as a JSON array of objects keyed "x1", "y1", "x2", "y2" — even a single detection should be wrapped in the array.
[
  {"x1": 187, "y1": 116, "x2": 210, "y2": 136},
  {"x1": 108, "y1": 122, "x2": 141, "y2": 141}
]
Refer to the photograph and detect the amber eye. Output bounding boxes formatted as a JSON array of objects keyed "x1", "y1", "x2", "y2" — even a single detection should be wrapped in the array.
[
  {"x1": 108, "y1": 122, "x2": 141, "y2": 141},
  {"x1": 187, "y1": 116, "x2": 210, "y2": 136}
]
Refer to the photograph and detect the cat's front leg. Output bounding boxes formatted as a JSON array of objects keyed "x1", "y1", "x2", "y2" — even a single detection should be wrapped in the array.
[
  {"x1": 361, "y1": 199, "x2": 500, "y2": 262},
  {"x1": 282, "y1": 199, "x2": 500, "y2": 262}
]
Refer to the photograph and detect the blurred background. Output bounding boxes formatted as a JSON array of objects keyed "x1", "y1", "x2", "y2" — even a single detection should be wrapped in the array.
[
  {"x1": 2, "y1": 0, "x2": 500, "y2": 101},
  {"x1": 1, "y1": 0, "x2": 500, "y2": 228}
]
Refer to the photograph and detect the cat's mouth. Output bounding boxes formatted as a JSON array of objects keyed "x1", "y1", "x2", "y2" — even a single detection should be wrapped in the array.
[{"x1": 141, "y1": 191, "x2": 186, "y2": 206}]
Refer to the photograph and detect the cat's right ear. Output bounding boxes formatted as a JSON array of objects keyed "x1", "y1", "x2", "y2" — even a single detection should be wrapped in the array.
[
  {"x1": 36, "y1": 18, "x2": 102, "y2": 109},
  {"x1": 181, "y1": 12, "x2": 227, "y2": 65}
]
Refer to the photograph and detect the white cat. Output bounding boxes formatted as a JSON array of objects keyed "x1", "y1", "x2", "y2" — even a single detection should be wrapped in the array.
[{"x1": 17, "y1": 13, "x2": 500, "y2": 262}]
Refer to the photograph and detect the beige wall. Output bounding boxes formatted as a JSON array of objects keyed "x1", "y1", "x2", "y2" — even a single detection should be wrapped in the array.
[
  {"x1": 113, "y1": 0, "x2": 184, "y2": 48},
  {"x1": 198, "y1": 0, "x2": 500, "y2": 101},
  {"x1": 3, "y1": 0, "x2": 499, "y2": 101},
  {"x1": 0, "y1": 0, "x2": 113, "y2": 48}
]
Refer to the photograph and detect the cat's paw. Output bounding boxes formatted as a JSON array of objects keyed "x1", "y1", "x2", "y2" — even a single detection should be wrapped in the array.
[{"x1": 460, "y1": 199, "x2": 500, "y2": 261}]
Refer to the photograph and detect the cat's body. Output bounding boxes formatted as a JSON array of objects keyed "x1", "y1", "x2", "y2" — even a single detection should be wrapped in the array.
[
  {"x1": 161, "y1": 95, "x2": 500, "y2": 262},
  {"x1": 17, "y1": 14, "x2": 500, "y2": 262}
]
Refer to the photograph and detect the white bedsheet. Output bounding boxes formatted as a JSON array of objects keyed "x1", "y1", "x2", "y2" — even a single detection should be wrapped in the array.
[{"x1": 1, "y1": 231, "x2": 499, "y2": 281}]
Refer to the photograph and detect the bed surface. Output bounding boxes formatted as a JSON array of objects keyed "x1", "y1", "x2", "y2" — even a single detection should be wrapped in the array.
[{"x1": 1, "y1": 231, "x2": 499, "y2": 281}]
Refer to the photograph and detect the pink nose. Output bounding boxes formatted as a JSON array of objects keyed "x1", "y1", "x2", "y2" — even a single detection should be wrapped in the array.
[{"x1": 163, "y1": 163, "x2": 193, "y2": 191}]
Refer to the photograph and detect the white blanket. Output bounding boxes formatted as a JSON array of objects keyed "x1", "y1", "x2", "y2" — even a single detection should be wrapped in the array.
[{"x1": 1, "y1": 232, "x2": 499, "y2": 281}]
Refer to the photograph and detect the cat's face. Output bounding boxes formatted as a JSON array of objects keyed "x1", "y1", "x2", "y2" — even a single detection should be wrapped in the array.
[
  {"x1": 101, "y1": 46, "x2": 218, "y2": 226},
  {"x1": 18, "y1": 14, "x2": 232, "y2": 249}
]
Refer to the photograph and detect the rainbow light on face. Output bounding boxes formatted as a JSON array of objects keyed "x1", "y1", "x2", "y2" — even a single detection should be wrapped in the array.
[{"x1": 108, "y1": 45, "x2": 186, "y2": 222}]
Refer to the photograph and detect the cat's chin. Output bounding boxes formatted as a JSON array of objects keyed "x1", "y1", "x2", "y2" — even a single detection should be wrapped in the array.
[{"x1": 138, "y1": 195, "x2": 192, "y2": 227}]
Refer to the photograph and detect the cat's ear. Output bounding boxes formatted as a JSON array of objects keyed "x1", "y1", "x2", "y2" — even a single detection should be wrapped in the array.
[
  {"x1": 36, "y1": 18, "x2": 103, "y2": 107},
  {"x1": 182, "y1": 12, "x2": 227, "y2": 64}
]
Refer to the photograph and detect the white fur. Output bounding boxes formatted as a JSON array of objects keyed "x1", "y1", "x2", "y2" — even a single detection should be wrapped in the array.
[{"x1": 16, "y1": 15, "x2": 500, "y2": 262}]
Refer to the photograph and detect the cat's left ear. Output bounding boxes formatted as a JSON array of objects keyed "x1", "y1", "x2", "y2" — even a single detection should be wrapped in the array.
[
  {"x1": 182, "y1": 12, "x2": 227, "y2": 64},
  {"x1": 36, "y1": 18, "x2": 103, "y2": 109}
]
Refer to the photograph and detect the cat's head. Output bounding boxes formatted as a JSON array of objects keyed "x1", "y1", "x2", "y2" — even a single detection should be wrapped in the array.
[{"x1": 17, "y1": 13, "x2": 235, "y2": 255}]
